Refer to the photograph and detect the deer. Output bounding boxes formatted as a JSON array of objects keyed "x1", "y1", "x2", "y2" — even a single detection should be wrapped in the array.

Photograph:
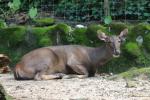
[{"x1": 14, "y1": 29, "x2": 128, "y2": 80}]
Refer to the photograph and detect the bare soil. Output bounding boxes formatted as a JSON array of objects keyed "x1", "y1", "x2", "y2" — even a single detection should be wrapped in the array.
[{"x1": 0, "y1": 74, "x2": 150, "y2": 100}]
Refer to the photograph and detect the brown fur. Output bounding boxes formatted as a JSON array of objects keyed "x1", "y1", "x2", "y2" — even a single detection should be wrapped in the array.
[{"x1": 14, "y1": 29, "x2": 128, "y2": 80}]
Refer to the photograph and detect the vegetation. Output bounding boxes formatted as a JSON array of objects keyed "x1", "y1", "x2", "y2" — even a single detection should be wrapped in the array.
[
  {"x1": 55, "y1": 0, "x2": 150, "y2": 22},
  {"x1": 33, "y1": 18, "x2": 55, "y2": 26},
  {"x1": 109, "y1": 67, "x2": 150, "y2": 80},
  {"x1": 0, "y1": 0, "x2": 150, "y2": 76},
  {"x1": 0, "y1": 20, "x2": 149, "y2": 75},
  {"x1": 0, "y1": 0, "x2": 149, "y2": 23}
]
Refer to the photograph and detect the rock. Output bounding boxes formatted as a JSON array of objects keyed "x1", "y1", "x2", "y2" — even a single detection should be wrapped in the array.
[
  {"x1": 0, "y1": 83, "x2": 7, "y2": 100},
  {"x1": 125, "y1": 80, "x2": 137, "y2": 88},
  {"x1": 33, "y1": 18, "x2": 55, "y2": 26},
  {"x1": 0, "y1": 83, "x2": 12, "y2": 100},
  {"x1": 0, "y1": 54, "x2": 11, "y2": 74},
  {"x1": 75, "y1": 24, "x2": 86, "y2": 28}
]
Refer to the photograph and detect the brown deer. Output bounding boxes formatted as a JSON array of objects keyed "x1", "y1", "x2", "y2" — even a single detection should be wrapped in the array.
[{"x1": 14, "y1": 29, "x2": 128, "y2": 80}]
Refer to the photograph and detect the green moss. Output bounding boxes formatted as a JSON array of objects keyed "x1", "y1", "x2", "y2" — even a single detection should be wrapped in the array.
[
  {"x1": 119, "y1": 67, "x2": 150, "y2": 79},
  {"x1": 132, "y1": 23, "x2": 150, "y2": 35},
  {"x1": 86, "y1": 24, "x2": 107, "y2": 46},
  {"x1": 34, "y1": 18, "x2": 55, "y2": 26},
  {"x1": 124, "y1": 42, "x2": 141, "y2": 58},
  {"x1": 108, "y1": 67, "x2": 150, "y2": 80},
  {"x1": 30, "y1": 24, "x2": 71, "y2": 46},
  {"x1": 32, "y1": 27, "x2": 49, "y2": 36},
  {"x1": 71, "y1": 28, "x2": 90, "y2": 45},
  {"x1": 54, "y1": 23, "x2": 72, "y2": 34},
  {"x1": 144, "y1": 33, "x2": 150, "y2": 52},
  {"x1": 38, "y1": 36, "x2": 52, "y2": 46},
  {"x1": 0, "y1": 26, "x2": 26, "y2": 47},
  {"x1": 49, "y1": 23, "x2": 72, "y2": 44},
  {"x1": 108, "y1": 22, "x2": 129, "y2": 35},
  {"x1": 129, "y1": 23, "x2": 150, "y2": 41},
  {"x1": 31, "y1": 26, "x2": 54, "y2": 47}
]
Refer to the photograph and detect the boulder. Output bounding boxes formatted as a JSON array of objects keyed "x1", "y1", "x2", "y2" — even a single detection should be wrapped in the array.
[
  {"x1": 0, "y1": 83, "x2": 7, "y2": 100},
  {"x1": 0, "y1": 54, "x2": 11, "y2": 74}
]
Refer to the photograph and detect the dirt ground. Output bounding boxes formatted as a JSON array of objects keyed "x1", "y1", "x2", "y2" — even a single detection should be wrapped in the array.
[{"x1": 0, "y1": 74, "x2": 150, "y2": 100}]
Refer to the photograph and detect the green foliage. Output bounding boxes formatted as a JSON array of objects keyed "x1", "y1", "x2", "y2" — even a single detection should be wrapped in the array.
[
  {"x1": 0, "y1": 22, "x2": 150, "y2": 74},
  {"x1": 98, "y1": 56, "x2": 133, "y2": 74},
  {"x1": 0, "y1": 0, "x2": 150, "y2": 22},
  {"x1": 104, "y1": 16, "x2": 112, "y2": 25},
  {"x1": 8, "y1": 0, "x2": 21, "y2": 12},
  {"x1": 55, "y1": 0, "x2": 149, "y2": 22},
  {"x1": 0, "y1": 19, "x2": 7, "y2": 28},
  {"x1": 34, "y1": 18, "x2": 55, "y2": 26},
  {"x1": 28, "y1": 7, "x2": 37, "y2": 19},
  {"x1": 55, "y1": 0, "x2": 104, "y2": 21},
  {"x1": 124, "y1": 0, "x2": 150, "y2": 20}
]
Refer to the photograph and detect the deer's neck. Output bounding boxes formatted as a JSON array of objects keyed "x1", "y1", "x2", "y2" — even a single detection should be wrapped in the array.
[{"x1": 89, "y1": 44, "x2": 113, "y2": 66}]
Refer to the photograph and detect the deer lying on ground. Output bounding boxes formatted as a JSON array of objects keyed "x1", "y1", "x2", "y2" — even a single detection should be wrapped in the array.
[{"x1": 14, "y1": 29, "x2": 128, "y2": 80}]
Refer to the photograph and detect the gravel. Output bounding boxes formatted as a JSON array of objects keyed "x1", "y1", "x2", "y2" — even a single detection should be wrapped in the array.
[{"x1": 0, "y1": 74, "x2": 150, "y2": 100}]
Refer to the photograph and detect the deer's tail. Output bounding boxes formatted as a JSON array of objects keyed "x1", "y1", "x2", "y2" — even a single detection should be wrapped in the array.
[{"x1": 14, "y1": 64, "x2": 33, "y2": 80}]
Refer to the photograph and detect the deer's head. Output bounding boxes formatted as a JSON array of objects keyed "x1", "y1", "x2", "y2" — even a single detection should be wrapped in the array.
[{"x1": 97, "y1": 29, "x2": 128, "y2": 57}]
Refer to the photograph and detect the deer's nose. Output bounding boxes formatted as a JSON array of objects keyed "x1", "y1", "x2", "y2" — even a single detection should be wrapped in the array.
[
  {"x1": 115, "y1": 50, "x2": 120, "y2": 55},
  {"x1": 115, "y1": 50, "x2": 121, "y2": 55}
]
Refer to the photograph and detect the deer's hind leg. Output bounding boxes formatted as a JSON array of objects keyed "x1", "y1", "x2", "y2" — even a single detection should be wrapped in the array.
[
  {"x1": 62, "y1": 64, "x2": 89, "y2": 79},
  {"x1": 34, "y1": 73, "x2": 62, "y2": 80},
  {"x1": 34, "y1": 65, "x2": 63, "y2": 80}
]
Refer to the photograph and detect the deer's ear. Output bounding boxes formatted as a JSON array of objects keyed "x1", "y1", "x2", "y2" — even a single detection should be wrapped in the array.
[
  {"x1": 119, "y1": 28, "x2": 128, "y2": 39},
  {"x1": 97, "y1": 30, "x2": 109, "y2": 42}
]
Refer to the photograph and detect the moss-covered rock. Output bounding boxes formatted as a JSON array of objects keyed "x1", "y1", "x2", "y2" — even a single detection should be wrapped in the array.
[
  {"x1": 71, "y1": 27, "x2": 90, "y2": 45},
  {"x1": 129, "y1": 23, "x2": 150, "y2": 42},
  {"x1": 31, "y1": 27, "x2": 50, "y2": 35},
  {"x1": 54, "y1": 23, "x2": 72, "y2": 34},
  {"x1": 118, "y1": 67, "x2": 150, "y2": 79},
  {"x1": 38, "y1": 36, "x2": 52, "y2": 46},
  {"x1": 34, "y1": 18, "x2": 55, "y2": 26},
  {"x1": 86, "y1": 24, "x2": 107, "y2": 46},
  {"x1": 0, "y1": 26, "x2": 26, "y2": 47},
  {"x1": 31, "y1": 26, "x2": 55, "y2": 47},
  {"x1": 109, "y1": 22, "x2": 129, "y2": 35},
  {"x1": 49, "y1": 23, "x2": 72, "y2": 44},
  {"x1": 123, "y1": 42, "x2": 141, "y2": 58}
]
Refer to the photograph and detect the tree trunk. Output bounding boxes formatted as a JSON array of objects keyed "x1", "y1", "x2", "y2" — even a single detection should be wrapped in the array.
[{"x1": 104, "y1": 0, "x2": 110, "y2": 16}]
